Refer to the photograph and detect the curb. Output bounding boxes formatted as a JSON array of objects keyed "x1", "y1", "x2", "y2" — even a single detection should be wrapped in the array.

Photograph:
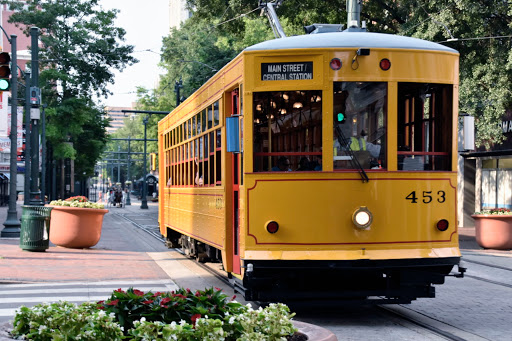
[{"x1": 294, "y1": 320, "x2": 338, "y2": 341}]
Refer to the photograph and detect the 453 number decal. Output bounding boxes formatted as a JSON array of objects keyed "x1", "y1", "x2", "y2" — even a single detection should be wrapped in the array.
[{"x1": 405, "y1": 191, "x2": 446, "y2": 204}]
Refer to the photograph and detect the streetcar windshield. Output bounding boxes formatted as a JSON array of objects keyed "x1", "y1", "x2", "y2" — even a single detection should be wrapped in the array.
[
  {"x1": 333, "y1": 82, "x2": 387, "y2": 170},
  {"x1": 253, "y1": 90, "x2": 322, "y2": 172}
]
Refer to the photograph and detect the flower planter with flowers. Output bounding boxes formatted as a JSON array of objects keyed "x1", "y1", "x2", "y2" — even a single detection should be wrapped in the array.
[
  {"x1": 48, "y1": 196, "x2": 108, "y2": 249},
  {"x1": 472, "y1": 208, "x2": 512, "y2": 250},
  {"x1": 6, "y1": 287, "x2": 336, "y2": 340}
]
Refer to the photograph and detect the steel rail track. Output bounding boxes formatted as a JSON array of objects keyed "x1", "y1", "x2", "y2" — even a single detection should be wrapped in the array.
[{"x1": 378, "y1": 305, "x2": 480, "y2": 341}]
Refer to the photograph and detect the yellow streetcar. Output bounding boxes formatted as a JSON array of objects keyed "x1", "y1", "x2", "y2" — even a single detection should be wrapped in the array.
[{"x1": 158, "y1": 6, "x2": 465, "y2": 303}]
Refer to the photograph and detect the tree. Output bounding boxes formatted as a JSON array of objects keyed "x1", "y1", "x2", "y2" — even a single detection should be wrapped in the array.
[
  {"x1": 183, "y1": 0, "x2": 512, "y2": 149},
  {"x1": 3, "y1": 0, "x2": 137, "y2": 179}
]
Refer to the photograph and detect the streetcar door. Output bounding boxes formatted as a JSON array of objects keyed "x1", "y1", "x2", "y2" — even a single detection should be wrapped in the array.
[{"x1": 229, "y1": 89, "x2": 242, "y2": 275}]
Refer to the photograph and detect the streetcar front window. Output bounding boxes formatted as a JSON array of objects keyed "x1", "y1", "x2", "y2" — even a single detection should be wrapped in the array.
[
  {"x1": 253, "y1": 90, "x2": 323, "y2": 172},
  {"x1": 397, "y1": 83, "x2": 452, "y2": 171},
  {"x1": 333, "y1": 82, "x2": 387, "y2": 170}
]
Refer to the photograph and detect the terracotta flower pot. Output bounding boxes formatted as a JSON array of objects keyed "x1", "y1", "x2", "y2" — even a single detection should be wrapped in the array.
[
  {"x1": 471, "y1": 214, "x2": 512, "y2": 250},
  {"x1": 49, "y1": 206, "x2": 109, "y2": 248}
]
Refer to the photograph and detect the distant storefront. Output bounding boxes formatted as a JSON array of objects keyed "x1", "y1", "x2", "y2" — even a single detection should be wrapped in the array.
[{"x1": 460, "y1": 113, "x2": 512, "y2": 227}]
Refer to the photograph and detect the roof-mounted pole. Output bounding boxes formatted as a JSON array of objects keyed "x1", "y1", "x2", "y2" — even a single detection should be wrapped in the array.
[
  {"x1": 259, "y1": 0, "x2": 286, "y2": 39},
  {"x1": 346, "y1": 0, "x2": 361, "y2": 28}
]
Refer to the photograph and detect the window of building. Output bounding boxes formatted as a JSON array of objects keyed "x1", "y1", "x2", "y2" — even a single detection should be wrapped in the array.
[
  {"x1": 333, "y1": 82, "x2": 387, "y2": 170},
  {"x1": 397, "y1": 83, "x2": 452, "y2": 171},
  {"x1": 253, "y1": 90, "x2": 322, "y2": 172}
]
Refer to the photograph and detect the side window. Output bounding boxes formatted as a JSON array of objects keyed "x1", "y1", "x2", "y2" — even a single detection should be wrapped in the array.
[
  {"x1": 397, "y1": 83, "x2": 452, "y2": 171},
  {"x1": 333, "y1": 82, "x2": 387, "y2": 170},
  {"x1": 253, "y1": 90, "x2": 322, "y2": 172}
]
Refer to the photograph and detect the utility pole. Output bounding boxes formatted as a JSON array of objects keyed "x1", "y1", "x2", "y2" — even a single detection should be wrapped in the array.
[
  {"x1": 23, "y1": 68, "x2": 31, "y2": 205},
  {"x1": 1, "y1": 33, "x2": 20, "y2": 237},
  {"x1": 174, "y1": 78, "x2": 183, "y2": 106}
]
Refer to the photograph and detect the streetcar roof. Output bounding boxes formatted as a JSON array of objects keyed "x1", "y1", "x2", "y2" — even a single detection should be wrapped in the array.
[{"x1": 244, "y1": 32, "x2": 457, "y2": 53}]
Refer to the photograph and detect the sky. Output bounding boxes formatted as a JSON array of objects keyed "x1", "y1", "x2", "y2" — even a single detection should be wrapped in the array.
[{"x1": 98, "y1": 0, "x2": 170, "y2": 108}]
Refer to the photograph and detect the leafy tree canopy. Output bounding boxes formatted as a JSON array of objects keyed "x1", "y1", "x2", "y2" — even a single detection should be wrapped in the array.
[
  {"x1": 162, "y1": 0, "x2": 512, "y2": 149},
  {"x1": 2, "y1": 0, "x2": 137, "y2": 179}
]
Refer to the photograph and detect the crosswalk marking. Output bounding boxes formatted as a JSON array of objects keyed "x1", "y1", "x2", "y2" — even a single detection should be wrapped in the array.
[{"x1": 0, "y1": 280, "x2": 179, "y2": 320}]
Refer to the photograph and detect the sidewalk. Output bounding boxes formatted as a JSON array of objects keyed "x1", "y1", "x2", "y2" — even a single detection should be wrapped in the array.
[{"x1": 0, "y1": 201, "x2": 171, "y2": 284}]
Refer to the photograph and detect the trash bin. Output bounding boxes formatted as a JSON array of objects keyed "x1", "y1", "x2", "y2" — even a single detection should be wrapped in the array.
[{"x1": 19, "y1": 205, "x2": 53, "y2": 252}]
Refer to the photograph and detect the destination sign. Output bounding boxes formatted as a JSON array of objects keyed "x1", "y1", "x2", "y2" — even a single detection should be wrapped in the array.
[{"x1": 261, "y1": 62, "x2": 313, "y2": 81}]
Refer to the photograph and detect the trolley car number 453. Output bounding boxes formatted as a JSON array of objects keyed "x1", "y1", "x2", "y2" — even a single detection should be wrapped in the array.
[{"x1": 405, "y1": 191, "x2": 446, "y2": 204}]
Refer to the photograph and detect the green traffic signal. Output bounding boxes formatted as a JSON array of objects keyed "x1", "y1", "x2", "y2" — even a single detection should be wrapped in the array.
[
  {"x1": 0, "y1": 79, "x2": 9, "y2": 91},
  {"x1": 0, "y1": 52, "x2": 11, "y2": 91},
  {"x1": 337, "y1": 112, "x2": 346, "y2": 123}
]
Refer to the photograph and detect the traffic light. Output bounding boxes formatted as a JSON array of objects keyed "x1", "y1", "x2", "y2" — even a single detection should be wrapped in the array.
[
  {"x1": 0, "y1": 52, "x2": 10, "y2": 91},
  {"x1": 337, "y1": 112, "x2": 346, "y2": 123},
  {"x1": 150, "y1": 153, "x2": 157, "y2": 171}
]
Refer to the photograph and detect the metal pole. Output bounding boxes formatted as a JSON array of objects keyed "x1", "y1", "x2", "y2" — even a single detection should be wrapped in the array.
[
  {"x1": 23, "y1": 69, "x2": 31, "y2": 205},
  {"x1": 41, "y1": 104, "x2": 47, "y2": 203},
  {"x1": 117, "y1": 146, "x2": 120, "y2": 183},
  {"x1": 1, "y1": 34, "x2": 20, "y2": 237},
  {"x1": 29, "y1": 27, "x2": 42, "y2": 205},
  {"x1": 126, "y1": 137, "x2": 131, "y2": 205},
  {"x1": 141, "y1": 116, "x2": 149, "y2": 209}
]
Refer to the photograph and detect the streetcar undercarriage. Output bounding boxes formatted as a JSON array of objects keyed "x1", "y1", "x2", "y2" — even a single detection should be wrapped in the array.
[{"x1": 167, "y1": 230, "x2": 464, "y2": 304}]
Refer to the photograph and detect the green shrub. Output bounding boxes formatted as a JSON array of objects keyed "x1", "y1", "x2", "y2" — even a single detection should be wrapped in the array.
[{"x1": 11, "y1": 301, "x2": 123, "y2": 341}]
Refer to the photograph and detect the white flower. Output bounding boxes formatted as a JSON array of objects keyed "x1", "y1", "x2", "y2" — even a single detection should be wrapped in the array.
[
  {"x1": 38, "y1": 325, "x2": 47, "y2": 334},
  {"x1": 97, "y1": 310, "x2": 106, "y2": 317},
  {"x1": 140, "y1": 317, "x2": 146, "y2": 322},
  {"x1": 229, "y1": 316, "x2": 235, "y2": 324},
  {"x1": 179, "y1": 319, "x2": 186, "y2": 326}
]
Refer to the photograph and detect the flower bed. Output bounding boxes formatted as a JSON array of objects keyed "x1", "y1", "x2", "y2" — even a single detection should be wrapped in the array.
[
  {"x1": 9, "y1": 287, "x2": 303, "y2": 341},
  {"x1": 49, "y1": 195, "x2": 104, "y2": 209}
]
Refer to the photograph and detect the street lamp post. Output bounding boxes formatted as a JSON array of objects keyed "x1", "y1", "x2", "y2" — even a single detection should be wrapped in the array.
[
  {"x1": 125, "y1": 137, "x2": 131, "y2": 205},
  {"x1": 141, "y1": 116, "x2": 149, "y2": 209}
]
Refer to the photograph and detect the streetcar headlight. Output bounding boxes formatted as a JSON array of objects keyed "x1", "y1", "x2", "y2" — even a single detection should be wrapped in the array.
[
  {"x1": 436, "y1": 219, "x2": 449, "y2": 231},
  {"x1": 352, "y1": 206, "x2": 373, "y2": 229},
  {"x1": 265, "y1": 221, "x2": 279, "y2": 234}
]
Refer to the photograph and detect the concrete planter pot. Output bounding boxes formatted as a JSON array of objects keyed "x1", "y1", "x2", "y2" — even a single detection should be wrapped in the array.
[
  {"x1": 48, "y1": 206, "x2": 109, "y2": 248},
  {"x1": 471, "y1": 214, "x2": 512, "y2": 250}
]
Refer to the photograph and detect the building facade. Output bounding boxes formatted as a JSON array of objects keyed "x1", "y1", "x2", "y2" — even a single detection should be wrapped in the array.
[
  {"x1": 169, "y1": 0, "x2": 192, "y2": 29},
  {"x1": 459, "y1": 113, "x2": 512, "y2": 227}
]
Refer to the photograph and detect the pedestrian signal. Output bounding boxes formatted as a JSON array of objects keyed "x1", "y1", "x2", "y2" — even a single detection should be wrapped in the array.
[
  {"x1": 0, "y1": 52, "x2": 11, "y2": 91},
  {"x1": 150, "y1": 153, "x2": 157, "y2": 171}
]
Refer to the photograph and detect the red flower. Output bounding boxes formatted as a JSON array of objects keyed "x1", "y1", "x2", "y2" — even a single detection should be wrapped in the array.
[
  {"x1": 115, "y1": 288, "x2": 125, "y2": 293},
  {"x1": 186, "y1": 288, "x2": 191, "y2": 293},
  {"x1": 152, "y1": 292, "x2": 164, "y2": 297},
  {"x1": 97, "y1": 300, "x2": 104, "y2": 304},
  {"x1": 97, "y1": 306, "x2": 105, "y2": 310},
  {"x1": 191, "y1": 313, "x2": 201, "y2": 326},
  {"x1": 195, "y1": 291, "x2": 201, "y2": 297},
  {"x1": 160, "y1": 297, "x2": 172, "y2": 305},
  {"x1": 142, "y1": 300, "x2": 154, "y2": 304},
  {"x1": 107, "y1": 299, "x2": 119, "y2": 306},
  {"x1": 215, "y1": 287, "x2": 222, "y2": 291},
  {"x1": 133, "y1": 289, "x2": 145, "y2": 296},
  {"x1": 172, "y1": 294, "x2": 186, "y2": 299},
  {"x1": 231, "y1": 295, "x2": 236, "y2": 301}
]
